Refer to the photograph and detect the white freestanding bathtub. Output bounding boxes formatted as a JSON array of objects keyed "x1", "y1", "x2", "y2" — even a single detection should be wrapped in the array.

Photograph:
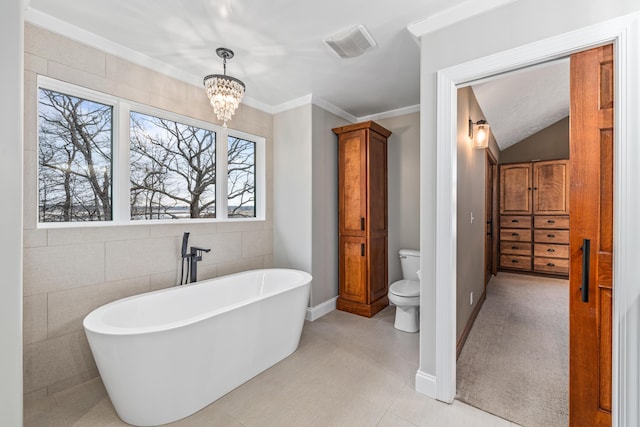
[{"x1": 83, "y1": 268, "x2": 311, "y2": 426}]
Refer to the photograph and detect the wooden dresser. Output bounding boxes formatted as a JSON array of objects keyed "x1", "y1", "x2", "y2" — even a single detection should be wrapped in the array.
[
  {"x1": 499, "y1": 160, "x2": 570, "y2": 276},
  {"x1": 333, "y1": 121, "x2": 391, "y2": 317}
]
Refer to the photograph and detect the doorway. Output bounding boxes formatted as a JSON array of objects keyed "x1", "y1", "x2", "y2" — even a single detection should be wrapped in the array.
[{"x1": 431, "y1": 15, "x2": 639, "y2": 426}]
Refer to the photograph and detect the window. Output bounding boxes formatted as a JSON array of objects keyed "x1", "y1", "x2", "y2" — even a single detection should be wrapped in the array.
[
  {"x1": 38, "y1": 88, "x2": 113, "y2": 222},
  {"x1": 227, "y1": 135, "x2": 256, "y2": 218},
  {"x1": 130, "y1": 112, "x2": 216, "y2": 220},
  {"x1": 37, "y1": 76, "x2": 265, "y2": 226}
]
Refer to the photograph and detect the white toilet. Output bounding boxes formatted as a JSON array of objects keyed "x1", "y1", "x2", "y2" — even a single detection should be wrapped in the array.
[{"x1": 388, "y1": 249, "x2": 420, "y2": 333}]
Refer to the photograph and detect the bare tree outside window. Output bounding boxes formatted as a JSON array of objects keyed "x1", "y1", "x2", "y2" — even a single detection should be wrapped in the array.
[
  {"x1": 38, "y1": 88, "x2": 113, "y2": 222},
  {"x1": 227, "y1": 136, "x2": 256, "y2": 218},
  {"x1": 130, "y1": 112, "x2": 216, "y2": 219}
]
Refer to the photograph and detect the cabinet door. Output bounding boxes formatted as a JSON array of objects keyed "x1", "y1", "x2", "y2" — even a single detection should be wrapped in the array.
[
  {"x1": 338, "y1": 130, "x2": 367, "y2": 236},
  {"x1": 367, "y1": 130, "x2": 387, "y2": 236},
  {"x1": 500, "y1": 163, "x2": 532, "y2": 214},
  {"x1": 339, "y1": 236, "x2": 367, "y2": 304},
  {"x1": 533, "y1": 160, "x2": 570, "y2": 214}
]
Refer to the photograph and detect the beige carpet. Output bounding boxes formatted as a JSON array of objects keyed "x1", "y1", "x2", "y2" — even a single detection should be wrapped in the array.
[{"x1": 456, "y1": 272, "x2": 569, "y2": 427}]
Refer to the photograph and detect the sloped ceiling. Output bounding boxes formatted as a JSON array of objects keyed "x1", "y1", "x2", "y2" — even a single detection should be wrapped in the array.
[{"x1": 471, "y1": 59, "x2": 570, "y2": 150}]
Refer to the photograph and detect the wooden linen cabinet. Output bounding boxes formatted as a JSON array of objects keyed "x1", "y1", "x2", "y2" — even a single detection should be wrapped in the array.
[{"x1": 333, "y1": 121, "x2": 391, "y2": 317}]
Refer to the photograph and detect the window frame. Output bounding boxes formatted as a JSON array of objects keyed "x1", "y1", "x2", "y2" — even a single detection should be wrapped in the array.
[{"x1": 36, "y1": 75, "x2": 266, "y2": 228}]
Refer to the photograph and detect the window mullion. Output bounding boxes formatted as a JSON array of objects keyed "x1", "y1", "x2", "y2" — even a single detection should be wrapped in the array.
[
  {"x1": 113, "y1": 101, "x2": 131, "y2": 222},
  {"x1": 217, "y1": 128, "x2": 229, "y2": 220}
]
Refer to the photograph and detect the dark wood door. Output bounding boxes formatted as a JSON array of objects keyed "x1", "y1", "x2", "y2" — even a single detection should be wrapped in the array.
[
  {"x1": 569, "y1": 44, "x2": 613, "y2": 427},
  {"x1": 338, "y1": 129, "x2": 367, "y2": 236},
  {"x1": 533, "y1": 160, "x2": 570, "y2": 215},
  {"x1": 339, "y1": 235, "x2": 367, "y2": 304},
  {"x1": 500, "y1": 163, "x2": 532, "y2": 214},
  {"x1": 485, "y1": 151, "x2": 497, "y2": 285}
]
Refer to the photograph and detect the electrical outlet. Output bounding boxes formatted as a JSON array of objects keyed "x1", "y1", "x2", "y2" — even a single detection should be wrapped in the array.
[{"x1": 470, "y1": 292, "x2": 474, "y2": 305}]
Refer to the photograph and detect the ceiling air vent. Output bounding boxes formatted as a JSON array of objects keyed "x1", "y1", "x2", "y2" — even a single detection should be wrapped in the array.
[{"x1": 324, "y1": 25, "x2": 376, "y2": 59}]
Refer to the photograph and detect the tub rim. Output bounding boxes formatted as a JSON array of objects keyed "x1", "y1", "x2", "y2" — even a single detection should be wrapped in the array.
[{"x1": 83, "y1": 268, "x2": 311, "y2": 337}]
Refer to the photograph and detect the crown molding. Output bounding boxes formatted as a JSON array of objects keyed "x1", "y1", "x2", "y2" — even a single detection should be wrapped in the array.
[
  {"x1": 311, "y1": 97, "x2": 357, "y2": 123},
  {"x1": 358, "y1": 104, "x2": 420, "y2": 122},
  {"x1": 408, "y1": 0, "x2": 517, "y2": 38}
]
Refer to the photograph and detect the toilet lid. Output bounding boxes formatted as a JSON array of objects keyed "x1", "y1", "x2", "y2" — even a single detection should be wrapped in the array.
[{"x1": 390, "y1": 280, "x2": 420, "y2": 297}]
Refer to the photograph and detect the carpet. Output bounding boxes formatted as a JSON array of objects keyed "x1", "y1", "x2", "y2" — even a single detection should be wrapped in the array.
[{"x1": 456, "y1": 272, "x2": 569, "y2": 427}]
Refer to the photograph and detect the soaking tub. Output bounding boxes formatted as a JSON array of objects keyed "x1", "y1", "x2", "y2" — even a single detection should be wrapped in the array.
[{"x1": 83, "y1": 268, "x2": 311, "y2": 426}]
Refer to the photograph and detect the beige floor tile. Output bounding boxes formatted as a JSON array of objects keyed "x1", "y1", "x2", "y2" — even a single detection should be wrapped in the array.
[{"x1": 24, "y1": 307, "x2": 509, "y2": 427}]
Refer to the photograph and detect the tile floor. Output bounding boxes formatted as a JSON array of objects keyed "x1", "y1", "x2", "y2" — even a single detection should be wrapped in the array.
[{"x1": 24, "y1": 306, "x2": 519, "y2": 426}]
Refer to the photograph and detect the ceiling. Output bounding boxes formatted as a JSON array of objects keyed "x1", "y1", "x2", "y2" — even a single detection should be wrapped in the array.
[
  {"x1": 471, "y1": 59, "x2": 570, "y2": 150},
  {"x1": 25, "y1": 0, "x2": 566, "y2": 148}
]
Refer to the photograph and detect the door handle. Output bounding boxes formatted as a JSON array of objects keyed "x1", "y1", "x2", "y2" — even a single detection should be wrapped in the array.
[
  {"x1": 580, "y1": 239, "x2": 590, "y2": 303},
  {"x1": 360, "y1": 217, "x2": 365, "y2": 231},
  {"x1": 361, "y1": 243, "x2": 365, "y2": 257}
]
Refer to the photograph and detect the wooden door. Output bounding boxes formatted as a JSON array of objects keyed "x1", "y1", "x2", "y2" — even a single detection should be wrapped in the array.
[
  {"x1": 533, "y1": 160, "x2": 570, "y2": 214},
  {"x1": 500, "y1": 163, "x2": 532, "y2": 214},
  {"x1": 338, "y1": 129, "x2": 367, "y2": 236},
  {"x1": 339, "y1": 235, "x2": 367, "y2": 304},
  {"x1": 485, "y1": 151, "x2": 497, "y2": 285},
  {"x1": 569, "y1": 44, "x2": 613, "y2": 427}
]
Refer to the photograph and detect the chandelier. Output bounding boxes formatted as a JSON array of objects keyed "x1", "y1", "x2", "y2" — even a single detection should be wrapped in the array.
[{"x1": 203, "y1": 47, "x2": 245, "y2": 127}]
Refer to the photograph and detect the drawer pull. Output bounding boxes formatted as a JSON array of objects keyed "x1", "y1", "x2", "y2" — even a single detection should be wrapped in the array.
[
  {"x1": 511, "y1": 219, "x2": 519, "y2": 223},
  {"x1": 511, "y1": 260, "x2": 519, "y2": 263},
  {"x1": 547, "y1": 234, "x2": 555, "y2": 238},
  {"x1": 512, "y1": 233, "x2": 519, "y2": 236},
  {"x1": 547, "y1": 219, "x2": 556, "y2": 224},
  {"x1": 547, "y1": 262, "x2": 555, "y2": 267},
  {"x1": 547, "y1": 248, "x2": 556, "y2": 253},
  {"x1": 512, "y1": 246, "x2": 518, "y2": 250}
]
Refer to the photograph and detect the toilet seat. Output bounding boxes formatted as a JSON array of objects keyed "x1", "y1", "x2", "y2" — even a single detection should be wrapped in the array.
[{"x1": 389, "y1": 279, "x2": 419, "y2": 297}]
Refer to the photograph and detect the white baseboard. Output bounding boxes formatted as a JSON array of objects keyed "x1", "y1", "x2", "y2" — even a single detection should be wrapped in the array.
[
  {"x1": 305, "y1": 296, "x2": 338, "y2": 321},
  {"x1": 415, "y1": 370, "x2": 437, "y2": 399}
]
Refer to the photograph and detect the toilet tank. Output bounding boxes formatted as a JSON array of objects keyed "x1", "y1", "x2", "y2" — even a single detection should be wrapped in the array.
[{"x1": 399, "y1": 249, "x2": 421, "y2": 280}]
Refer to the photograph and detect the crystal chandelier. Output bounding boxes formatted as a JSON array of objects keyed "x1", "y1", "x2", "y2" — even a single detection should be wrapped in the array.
[{"x1": 203, "y1": 48, "x2": 245, "y2": 127}]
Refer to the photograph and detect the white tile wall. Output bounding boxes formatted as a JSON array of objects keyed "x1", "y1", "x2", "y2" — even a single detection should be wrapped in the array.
[{"x1": 22, "y1": 23, "x2": 274, "y2": 398}]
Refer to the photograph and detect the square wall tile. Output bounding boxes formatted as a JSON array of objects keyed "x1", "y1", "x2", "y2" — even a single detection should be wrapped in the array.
[
  {"x1": 24, "y1": 242, "x2": 105, "y2": 296},
  {"x1": 47, "y1": 276, "x2": 151, "y2": 338},
  {"x1": 242, "y1": 229, "x2": 273, "y2": 258},
  {"x1": 105, "y1": 237, "x2": 177, "y2": 281},
  {"x1": 23, "y1": 330, "x2": 96, "y2": 394},
  {"x1": 24, "y1": 294, "x2": 48, "y2": 345},
  {"x1": 25, "y1": 24, "x2": 106, "y2": 77}
]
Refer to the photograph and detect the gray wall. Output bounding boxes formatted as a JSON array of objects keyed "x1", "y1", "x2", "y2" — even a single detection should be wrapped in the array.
[
  {"x1": 378, "y1": 112, "x2": 421, "y2": 284},
  {"x1": 311, "y1": 105, "x2": 347, "y2": 305},
  {"x1": 417, "y1": 0, "x2": 640, "y2": 378},
  {"x1": 22, "y1": 24, "x2": 274, "y2": 400},
  {"x1": 500, "y1": 117, "x2": 569, "y2": 164},
  {"x1": 273, "y1": 104, "x2": 348, "y2": 307},
  {"x1": 456, "y1": 87, "x2": 497, "y2": 340},
  {"x1": 1, "y1": 1, "x2": 24, "y2": 424}
]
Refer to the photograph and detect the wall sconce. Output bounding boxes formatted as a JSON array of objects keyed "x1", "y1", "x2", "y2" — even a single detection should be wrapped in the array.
[{"x1": 469, "y1": 119, "x2": 490, "y2": 149}]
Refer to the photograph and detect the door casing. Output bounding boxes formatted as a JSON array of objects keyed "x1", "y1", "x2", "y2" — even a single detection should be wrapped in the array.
[{"x1": 425, "y1": 13, "x2": 640, "y2": 427}]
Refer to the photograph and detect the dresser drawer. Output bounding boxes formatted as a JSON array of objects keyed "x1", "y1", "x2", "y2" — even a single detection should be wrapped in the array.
[
  {"x1": 534, "y1": 229, "x2": 569, "y2": 244},
  {"x1": 500, "y1": 228, "x2": 532, "y2": 242},
  {"x1": 534, "y1": 243, "x2": 569, "y2": 259},
  {"x1": 534, "y1": 215, "x2": 569, "y2": 229},
  {"x1": 500, "y1": 242, "x2": 532, "y2": 256},
  {"x1": 500, "y1": 255, "x2": 532, "y2": 271},
  {"x1": 534, "y1": 257, "x2": 569, "y2": 274},
  {"x1": 500, "y1": 215, "x2": 532, "y2": 229}
]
